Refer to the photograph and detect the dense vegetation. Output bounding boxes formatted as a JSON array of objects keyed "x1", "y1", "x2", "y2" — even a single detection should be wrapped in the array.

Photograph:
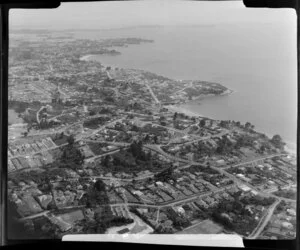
[
  {"x1": 101, "y1": 141, "x2": 172, "y2": 174},
  {"x1": 58, "y1": 135, "x2": 85, "y2": 170},
  {"x1": 79, "y1": 179, "x2": 133, "y2": 233},
  {"x1": 207, "y1": 193, "x2": 276, "y2": 235},
  {"x1": 83, "y1": 116, "x2": 110, "y2": 129}
]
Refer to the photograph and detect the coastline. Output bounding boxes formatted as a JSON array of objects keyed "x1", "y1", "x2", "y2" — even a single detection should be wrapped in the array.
[
  {"x1": 166, "y1": 88, "x2": 235, "y2": 120},
  {"x1": 80, "y1": 53, "x2": 233, "y2": 120},
  {"x1": 80, "y1": 54, "x2": 118, "y2": 70},
  {"x1": 284, "y1": 141, "x2": 297, "y2": 156},
  {"x1": 79, "y1": 54, "x2": 295, "y2": 154},
  {"x1": 165, "y1": 105, "x2": 205, "y2": 118},
  {"x1": 191, "y1": 88, "x2": 235, "y2": 102}
]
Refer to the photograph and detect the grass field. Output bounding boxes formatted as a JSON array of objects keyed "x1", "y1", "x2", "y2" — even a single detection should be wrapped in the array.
[
  {"x1": 177, "y1": 219, "x2": 223, "y2": 234},
  {"x1": 58, "y1": 209, "x2": 85, "y2": 224}
]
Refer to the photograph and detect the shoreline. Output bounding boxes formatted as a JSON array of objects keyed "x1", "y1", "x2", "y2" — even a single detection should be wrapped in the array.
[
  {"x1": 79, "y1": 54, "x2": 96, "y2": 61},
  {"x1": 165, "y1": 88, "x2": 235, "y2": 120},
  {"x1": 165, "y1": 105, "x2": 206, "y2": 119},
  {"x1": 165, "y1": 101, "x2": 296, "y2": 155},
  {"x1": 284, "y1": 142, "x2": 297, "y2": 156},
  {"x1": 80, "y1": 54, "x2": 118, "y2": 70},
  {"x1": 79, "y1": 54, "x2": 295, "y2": 153},
  {"x1": 191, "y1": 88, "x2": 235, "y2": 102}
]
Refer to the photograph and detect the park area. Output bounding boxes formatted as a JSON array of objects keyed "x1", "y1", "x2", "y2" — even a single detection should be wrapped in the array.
[{"x1": 176, "y1": 219, "x2": 223, "y2": 234}]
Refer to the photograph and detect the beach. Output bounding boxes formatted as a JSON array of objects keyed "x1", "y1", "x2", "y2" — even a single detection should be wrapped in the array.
[
  {"x1": 80, "y1": 55, "x2": 95, "y2": 61},
  {"x1": 165, "y1": 105, "x2": 205, "y2": 119}
]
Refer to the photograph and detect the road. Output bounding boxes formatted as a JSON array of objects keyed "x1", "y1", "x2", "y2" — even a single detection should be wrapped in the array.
[
  {"x1": 172, "y1": 83, "x2": 192, "y2": 95},
  {"x1": 19, "y1": 205, "x2": 86, "y2": 221},
  {"x1": 222, "y1": 153, "x2": 287, "y2": 170},
  {"x1": 247, "y1": 199, "x2": 281, "y2": 239},
  {"x1": 83, "y1": 139, "x2": 129, "y2": 148},
  {"x1": 36, "y1": 106, "x2": 47, "y2": 125},
  {"x1": 19, "y1": 211, "x2": 50, "y2": 221},
  {"x1": 108, "y1": 185, "x2": 234, "y2": 209},
  {"x1": 145, "y1": 83, "x2": 160, "y2": 105},
  {"x1": 144, "y1": 144, "x2": 296, "y2": 203},
  {"x1": 77, "y1": 117, "x2": 124, "y2": 141},
  {"x1": 213, "y1": 165, "x2": 296, "y2": 203},
  {"x1": 18, "y1": 183, "x2": 233, "y2": 222},
  {"x1": 12, "y1": 124, "x2": 294, "y2": 206},
  {"x1": 145, "y1": 146, "x2": 291, "y2": 202},
  {"x1": 11, "y1": 104, "x2": 295, "y2": 228}
]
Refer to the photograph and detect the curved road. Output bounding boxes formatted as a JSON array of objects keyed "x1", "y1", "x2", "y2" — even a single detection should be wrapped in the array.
[{"x1": 247, "y1": 199, "x2": 281, "y2": 239}]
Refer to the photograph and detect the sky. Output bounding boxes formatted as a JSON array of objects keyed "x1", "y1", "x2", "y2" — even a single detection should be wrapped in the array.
[{"x1": 9, "y1": 0, "x2": 296, "y2": 30}]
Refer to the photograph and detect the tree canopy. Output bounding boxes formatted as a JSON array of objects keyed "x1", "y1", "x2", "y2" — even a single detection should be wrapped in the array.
[{"x1": 271, "y1": 134, "x2": 285, "y2": 149}]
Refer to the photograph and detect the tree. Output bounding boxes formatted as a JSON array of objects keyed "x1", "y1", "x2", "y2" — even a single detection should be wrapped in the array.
[
  {"x1": 7, "y1": 200, "x2": 38, "y2": 239},
  {"x1": 94, "y1": 179, "x2": 106, "y2": 192},
  {"x1": 89, "y1": 110, "x2": 96, "y2": 116},
  {"x1": 271, "y1": 134, "x2": 285, "y2": 149},
  {"x1": 199, "y1": 119, "x2": 206, "y2": 127},
  {"x1": 186, "y1": 145, "x2": 192, "y2": 152},
  {"x1": 173, "y1": 120, "x2": 179, "y2": 129},
  {"x1": 86, "y1": 184, "x2": 109, "y2": 207},
  {"x1": 259, "y1": 145, "x2": 266, "y2": 153},
  {"x1": 211, "y1": 211, "x2": 234, "y2": 231},
  {"x1": 219, "y1": 120, "x2": 228, "y2": 128},
  {"x1": 173, "y1": 112, "x2": 178, "y2": 121},
  {"x1": 159, "y1": 116, "x2": 166, "y2": 124},
  {"x1": 144, "y1": 134, "x2": 150, "y2": 142},
  {"x1": 60, "y1": 137, "x2": 84, "y2": 169},
  {"x1": 102, "y1": 155, "x2": 110, "y2": 167},
  {"x1": 67, "y1": 135, "x2": 75, "y2": 145},
  {"x1": 245, "y1": 122, "x2": 251, "y2": 130}
]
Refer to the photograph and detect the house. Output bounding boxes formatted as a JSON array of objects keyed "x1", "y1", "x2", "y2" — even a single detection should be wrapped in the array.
[
  {"x1": 256, "y1": 205, "x2": 265, "y2": 212},
  {"x1": 216, "y1": 159, "x2": 225, "y2": 166},
  {"x1": 137, "y1": 208, "x2": 148, "y2": 214},
  {"x1": 132, "y1": 190, "x2": 143, "y2": 196},
  {"x1": 238, "y1": 184, "x2": 251, "y2": 192},
  {"x1": 250, "y1": 190, "x2": 258, "y2": 196},
  {"x1": 155, "y1": 181, "x2": 164, "y2": 186},
  {"x1": 245, "y1": 205, "x2": 254, "y2": 214},
  {"x1": 281, "y1": 221, "x2": 293, "y2": 230},
  {"x1": 287, "y1": 209, "x2": 296, "y2": 216},
  {"x1": 236, "y1": 174, "x2": 251, "y2": 182},
  {"x1": 186, "y1": 152, "x2": 194, "y2": 161},
  {"x1": 174, "y1": 206, "x2": 185, "y2": 214}
]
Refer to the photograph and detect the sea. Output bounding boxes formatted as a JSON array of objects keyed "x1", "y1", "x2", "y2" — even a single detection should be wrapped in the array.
[{"x1": 76, "y1": 24, "x2": 297, "y2": 152}]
